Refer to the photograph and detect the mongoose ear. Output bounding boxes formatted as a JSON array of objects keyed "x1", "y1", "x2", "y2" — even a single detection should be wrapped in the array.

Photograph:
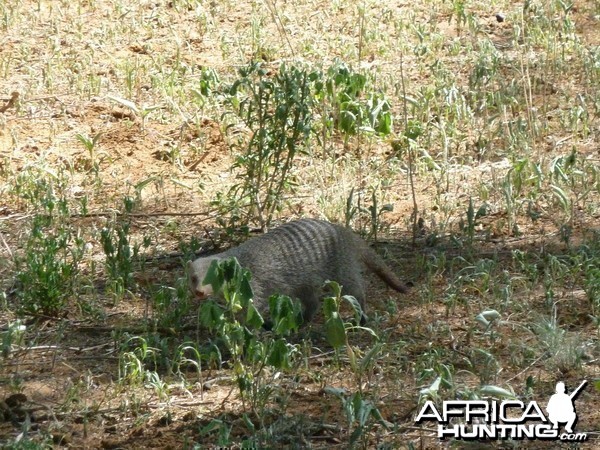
[{"x1": 186, "y1": 260, "x2": 193, "y2": 269}]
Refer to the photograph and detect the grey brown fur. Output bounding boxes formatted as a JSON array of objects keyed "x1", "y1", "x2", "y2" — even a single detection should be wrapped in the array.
[{"x1": 187, "y1": 219, "x2": 408, "y2": 324}]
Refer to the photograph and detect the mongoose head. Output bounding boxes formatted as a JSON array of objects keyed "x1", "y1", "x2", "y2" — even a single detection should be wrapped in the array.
[{"x1": 187, "y1": 257, "x2": 221, "y2": 299}]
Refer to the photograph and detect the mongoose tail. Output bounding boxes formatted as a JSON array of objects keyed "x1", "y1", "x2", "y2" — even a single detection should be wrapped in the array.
[{"x1": 362, "y1": 246, "x2": 409, "y2": 294}]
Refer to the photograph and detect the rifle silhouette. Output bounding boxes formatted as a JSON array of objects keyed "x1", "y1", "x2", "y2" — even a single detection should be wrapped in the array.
[{"x1": 569, "y1": 380, "x2": 587, "y2": 400}]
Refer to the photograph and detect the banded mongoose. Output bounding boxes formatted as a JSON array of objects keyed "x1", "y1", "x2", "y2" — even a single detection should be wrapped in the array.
[{"x1": 187, "y1": 218, "x2": 408, "y2": 324}]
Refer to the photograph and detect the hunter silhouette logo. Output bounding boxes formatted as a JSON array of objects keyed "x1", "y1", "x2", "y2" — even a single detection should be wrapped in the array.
[
  {"x1": 415, "y1": 380, "x2": 588, "y2": 442},
  {"x1": 546, "y1": 380, "x2": 586, "y2": 433}
]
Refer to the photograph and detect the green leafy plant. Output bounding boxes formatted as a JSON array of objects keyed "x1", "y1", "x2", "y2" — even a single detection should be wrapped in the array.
[
  {"x1": 100, "y1": 199, "x2": 150, "y2": 300},
  {"x1": 151, "y1": 281, "x2": 192, "y2": 330},
  {"x1": 321, "y1": 280, "x2": 378, "y2": 370},
  {"x1": 220, "y1": 62, "x2": 314, "y2": 229},
  {"x1": 16, "y1": 216, "x2": 84, "y2": 316},
  {"x1": 191, "y1": 67, "x2": 221, "y2": 106},
  {"x1": 584, "y1": 255, "x2": 600, "y2": 315},
  {"x1": 314, "y1": 60, "x2": 392, "y2": 143},
  {"x1": 118, "y1": 336, "x2": 170, "y2": 400},
  {"x1": 325, "y1": 388, "x2": 389, "y2": 448},
  {"x1": 100, "y1": 221, "x2": 136, "y2": 299},
  {"x1": 198, "y1": 419, "x2": 233, "y2": 447},
  {"x1": 13, "y1": 173, "x2": 85, "y2": 316},
  {"x1": 75, "y1": 131, "x2": 102, "y2": 170},
  {"x1": 457, "y1": 197, "x2": 488, "y2": 248},
  {"x1": 198, "y1": 257, "x2": 302, "y2": 413}
]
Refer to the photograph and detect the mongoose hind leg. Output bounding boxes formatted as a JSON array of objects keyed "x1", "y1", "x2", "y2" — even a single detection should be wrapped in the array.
[{"x1": 297, "y1": 288, "x2": 320, "y2": 324}]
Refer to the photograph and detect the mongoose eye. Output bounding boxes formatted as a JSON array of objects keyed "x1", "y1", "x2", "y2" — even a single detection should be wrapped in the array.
[{"x1": 191, "y1": 275, "x2": 198, "y2": 285}]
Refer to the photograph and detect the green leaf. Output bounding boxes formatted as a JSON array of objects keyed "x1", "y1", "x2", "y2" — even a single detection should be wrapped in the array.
[
  {"x1": 476, "y1": 203, "x2": 488, "y2": 219},
  {"x1": 325, "y1": 312, "x2": 346, "y2": 349},
  {"x1": 107, "y1": 95, "x2": 140, "y2": 114},
  {"x1": 479, "y1": 385, "x2": 516, "y2": 399},
  {"x1": 245, "y1": 302, "x2": 264, "y2": 329},
  {"x1": 199, "y1": 419, "x2": 225, "y2": 436},
  {"x1": 242, "y1": 413, "x2": 255, "y2": 432},
  {"x1": 355, "y1": 394, "x2": 373, "y2": 427},
  {"x1": 405, "y1": 119, "x2": 423, "y2": 140},
  {"x1": 202, "y1": 259, "x2": 223, "y2": 293},
  {"x1": 342, "y1": 294, "x2": 364, "y2": 323},
  {"x1": 551, "y1": 184, "x2": 570, "y2": 211},
  {"x1": 475, "y1": 309, "x2": 501, "y2": 328},
  {"x1": 322, "y1": 296, "x2": 338, "y2": 320},
  {"x1": 199, "y1": 300, "x2": 224, "y2": 329},
  {"x1": 370, "y1": 406, "x2": 391, "y2": 430},
  {"x1": 419, "y1": 376, "x2": 441, "y2": 397},
  {"x1": 238, "y1": 273, "x2": 254, "y2": 307},
  {"x1": 267, "y1": 338, "x2": 292, "y2": 369},
  {"x1": 360, "y1": 342, "x2": 383, "y2": 372},
  {"x1": 269, "y1": 294, "x2": 302, "y2": 335},
  {"x1": 349, "y1": 427, "x2": 364, "y2": 445}
]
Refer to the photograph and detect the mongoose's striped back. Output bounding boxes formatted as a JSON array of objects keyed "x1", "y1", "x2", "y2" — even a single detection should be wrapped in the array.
[{"x1": 188, "y1": 219, "x2": 408, "y2": 324}]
